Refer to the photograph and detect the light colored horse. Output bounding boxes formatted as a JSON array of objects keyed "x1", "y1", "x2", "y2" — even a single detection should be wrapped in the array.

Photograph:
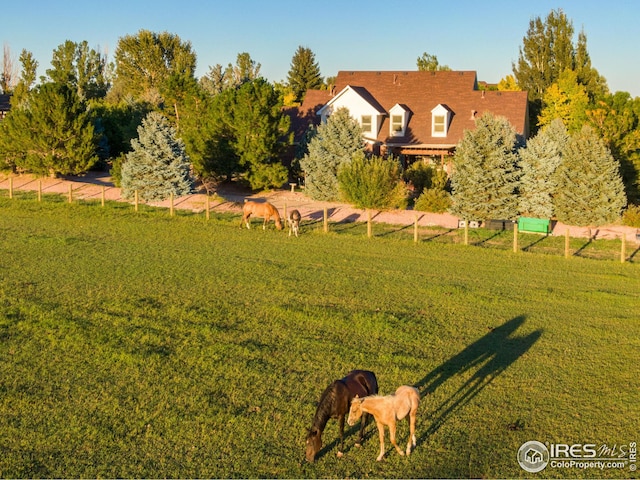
[
  {"x1": 240, "y1": 201, "x2": 282, "y2": 230},
  {"x1": 347, "y1": 385, "x2": 419, "y2": 461},
  {"x1": 287, "y1": 209, "x2": 301, "y2": 237}
]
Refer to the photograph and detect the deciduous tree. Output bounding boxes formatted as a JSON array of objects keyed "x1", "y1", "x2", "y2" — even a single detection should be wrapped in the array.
[
  {"x1": 416, "y1": 52, "x2": 450, "y2": 71},
  {"x1": 112, "y1": 30, "x2": 196, "y2": 105},
  {"x1": 338, "y1": 152, "x2": 407, "y2": 210},
  {"x1": 47, "y1": 40, "x2": 109, "y2": 100}
]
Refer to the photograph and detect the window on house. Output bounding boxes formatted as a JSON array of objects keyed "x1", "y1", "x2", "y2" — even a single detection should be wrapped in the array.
[
  {"x1": 433, "y1": 115, "x2": 446, "y2": 134},
  {"x1": 391, "y1": 115, "x2": 403, "y2": 132},
  {"x1": 361, "y1": 115, "x2": 372, "y2": 133}
]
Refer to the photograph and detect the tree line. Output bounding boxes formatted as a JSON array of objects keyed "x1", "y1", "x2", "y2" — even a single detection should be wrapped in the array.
[{"x1": 0, "y1": 9, "x2": 639, "y2": 227}]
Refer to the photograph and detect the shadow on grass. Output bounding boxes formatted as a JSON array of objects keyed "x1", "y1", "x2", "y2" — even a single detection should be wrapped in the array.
[{"x1": 415, "y1": 315, "x2": 542, "y2": 441}]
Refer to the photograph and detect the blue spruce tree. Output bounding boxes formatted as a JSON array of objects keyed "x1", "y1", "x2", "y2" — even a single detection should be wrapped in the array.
[{"x1": 121, "y1": 112, "x2": 194, "y2": 202}]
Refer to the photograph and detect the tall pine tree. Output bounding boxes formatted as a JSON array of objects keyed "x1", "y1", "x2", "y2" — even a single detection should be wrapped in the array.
[
  {"x1": 121, "y1": 112, "x2": 193, "y2": 201},
  {"x1": 518, "y1": 119, "x2": 568, "y2": 218},
  {"x1": 287, "y1": 46, "x2": 323, "y2": 103},
  {"x1": 300, "y1": 107, "x2": 364, "y2": 201},
  {"x1": 552, "y1": 125, "x2": 626, "y2": 226},
  {"x1": 450, "y1": 113, "x2": 520, "y2": 220},
  {"x1": 0, "y1": 82, "x2": 98, "y2": 175}
]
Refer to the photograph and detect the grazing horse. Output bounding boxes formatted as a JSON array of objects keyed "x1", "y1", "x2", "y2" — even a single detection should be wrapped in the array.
[
  {"x1": 240, "y1": 200, "x2": 282, "y2": 230},
  {"x1": 347, "y1": 385, "x2": 420, "y2": 461},
  {"x1": 287, "y1": 209, "x2": 301, "y2": 237},
  {"x1": 305, "y1": 370, "x2": 378, "y2": 462}
]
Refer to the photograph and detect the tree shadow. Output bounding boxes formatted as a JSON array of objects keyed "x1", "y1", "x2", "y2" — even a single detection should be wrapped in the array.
[{"x1": 414, "y1": 315, "x2": 542, "y2": 441}]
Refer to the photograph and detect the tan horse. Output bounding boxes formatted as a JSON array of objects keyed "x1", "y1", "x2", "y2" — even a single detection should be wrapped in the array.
[
  {"x1": 347, "y1": 385, "x2": 419, "y2": 461},
  {"x1": 240, "y1": 201, "x2": 283, "y2": 230}
]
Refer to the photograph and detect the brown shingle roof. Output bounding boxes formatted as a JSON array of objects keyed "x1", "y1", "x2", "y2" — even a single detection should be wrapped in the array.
[{"x1": 295, "y1": 71, "x2": 529, "y2": 148}]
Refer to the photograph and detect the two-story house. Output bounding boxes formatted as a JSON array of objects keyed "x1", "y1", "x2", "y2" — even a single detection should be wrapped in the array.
[{"x1": 291, "y1": 70, "x2": 529, "y2": 172}]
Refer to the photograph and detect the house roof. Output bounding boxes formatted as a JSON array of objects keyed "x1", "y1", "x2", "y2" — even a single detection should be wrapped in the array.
[
  {"x1": 295, "y1": 70, "x2": 529, "y2": 151},
  {"x1": 0, "y1": 94, "x2": 11, "y2": 112}
]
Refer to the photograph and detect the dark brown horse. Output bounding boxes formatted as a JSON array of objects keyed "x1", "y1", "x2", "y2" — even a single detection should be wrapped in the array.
[{"x1": 305, "y1": 370, "x2": 378, "y2": 462}]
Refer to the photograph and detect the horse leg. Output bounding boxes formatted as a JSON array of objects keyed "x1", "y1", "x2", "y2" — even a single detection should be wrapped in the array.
[
  {"x1": 388, "y1": 420, "x2": 404, "y2": 457},
  {"x1": 406, "y1": 412, "x2": 417, "y2": 456},
  {"x1": 337, "y1": 415, "x2": 345, "y2": 458},
  {"x1": 263, "y1": 216, "x2": 267, "y2": 230},
  {"x1": 356, "y1": 411, "x2": 368, "y2": 447},
  {"x1": 241, "y1": 213, "x2": 250, "y2": 229},
  {"x1": 375, "y1": 420, "x2": 386, "y2": 461}
]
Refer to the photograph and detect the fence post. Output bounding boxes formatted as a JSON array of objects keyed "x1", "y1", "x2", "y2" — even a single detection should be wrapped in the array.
[
  {"x1": 414, "y1": 214, "x2": 418, "y2": 243},
  {"x1": 464, "y1": 221, "x2": 469, "y2": 245},
  {"x1": 323, "y1": 207, "x2": 328, "y2": 233},
  {"x1": 283, "y1": 201, "x2": 287, "y2": 225},
  {"x1": 101, "y1": 186, "x2": 105, "y2": 207},
  {"x1": 170, "y1": 193, "x2": 174, "y2": 216},
  {"x1": 9, "y1": 176, "x2": 13, "y2": 199},
  {"x1": 367, "y1": 209, "x2": 372, "y2": 238},
  {"x1": 206, "y1": 195, "x2": 210, "y2": 220},
  {"x1": 621, "y1": 234, "x2": 626, "y2": 263},
  {"x1": 68, "y1": 184, "x2": 73, "y2": 203},
  {"x1": 513, "y1": 222, "x2": 519, "y2": 253},
  {"x1": 38, "y1": 180, "x2": 42, "y2": 202},
  {"x1": 565, "y1": 229, "x2": 570, "y2": 258},
  {"x1": 135, "y1": 190, "x2": 139, "y2": 212}
]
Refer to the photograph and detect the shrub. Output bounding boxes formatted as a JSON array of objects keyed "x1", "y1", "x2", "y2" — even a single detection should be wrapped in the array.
[
  {"x1": 622, "y1": 204, "x2": 640, "y2": 227},
  {"x1": 414, "y1": 188, "x2": 452, "y2": 213},
  {"x1": 338, "y1": 153, "x2": 408, "y2": 210}
]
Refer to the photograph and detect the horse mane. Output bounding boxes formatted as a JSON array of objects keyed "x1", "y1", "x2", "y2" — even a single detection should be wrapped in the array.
[{"x1": 311, "y1": 380, "x2": 340, "y2": 431}]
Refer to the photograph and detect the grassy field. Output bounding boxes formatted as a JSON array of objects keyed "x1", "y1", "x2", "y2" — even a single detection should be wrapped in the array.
[{"x1": 0, "y1": 194, "x2": 638, "y2": 478}]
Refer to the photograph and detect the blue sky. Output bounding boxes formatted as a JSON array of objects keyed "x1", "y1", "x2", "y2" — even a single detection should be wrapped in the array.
[{"x1": 3, "y1": 0, "x2": 639, "y2": 97}]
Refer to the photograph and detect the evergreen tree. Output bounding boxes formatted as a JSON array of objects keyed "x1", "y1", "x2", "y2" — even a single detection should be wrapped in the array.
[
  {"x1": 120, "y1": 112, "x2": 193, "y2": 201},
  {"x1": 0, "y1": 82, "x2": 98, "y2": 175},
  {"x1": 552, "y1": 125, "x2": 626, "y2": 226},
  {"x1": 227, "y1": 78, "x2": 290, "y2": 190},
  {"x1": 300, "y1": 107, "x2": 365, "y2": 201},
  {"x1": 450, "y1": 113, "x2": 520, "y2": 220},
  {"x1": 518, "y1": 119, "x2": 568, "y2": 218},
  {"x1": 287, "y1": 46, "x2": 323, "y2": 103}
]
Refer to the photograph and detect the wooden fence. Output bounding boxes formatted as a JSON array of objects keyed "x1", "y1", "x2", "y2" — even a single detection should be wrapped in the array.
[{"x1": 1, "y1": 174, "x2": 638, "y2": 263}]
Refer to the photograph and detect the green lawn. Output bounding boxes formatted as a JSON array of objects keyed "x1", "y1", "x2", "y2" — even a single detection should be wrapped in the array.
[{"x1": 0, "y1": 196, "x2": 638, "y2": 478}]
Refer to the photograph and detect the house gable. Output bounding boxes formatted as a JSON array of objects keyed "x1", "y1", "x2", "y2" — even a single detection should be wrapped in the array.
[{"x1": 317, "y1": 85, "x2": 386, "y2": 141}]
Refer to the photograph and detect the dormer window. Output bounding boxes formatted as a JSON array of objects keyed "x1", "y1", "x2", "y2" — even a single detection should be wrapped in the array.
[
  {"x1": 389, "y1": 104, "x2": 409, "y2": 137},
  {"x1": 431, "y1": 104, "x2": 451, "y2": 137}
]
